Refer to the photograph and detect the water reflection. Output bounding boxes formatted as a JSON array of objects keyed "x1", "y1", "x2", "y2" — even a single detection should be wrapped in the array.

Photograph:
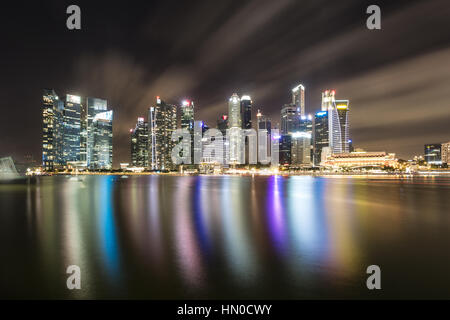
[{"x1": 2, "y1": 175, "x2": 450, "y2": 299}]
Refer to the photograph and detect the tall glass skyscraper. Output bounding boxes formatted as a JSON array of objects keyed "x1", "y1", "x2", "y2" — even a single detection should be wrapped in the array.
[
  {"x1": 228, "y1": 93, "x2": 241, "y2": 128},
  {"x1": 291, "y1": 132, "x2": 311, "y2": 166},
  {"x1": 240, "y1": 95, "x2": 252, "y2": 129},
  {"x1": 149, "y1": 96, "x2": 177, "y2": 171},
  {"x1": 85, "y1": 97, "x2": 110, "y2": 168},
  {"x1": 131, "y1": 117, "x2": 148, "y2": 168},
  {"x1": 42, "y1": 89, "x2": 59, "y2": 171},
  {"x1": 91, "y1": 110, "x2": 113, "y2": 170},
  {"x1": 180, "y1": 100, "x2": 194, "y2": 131},
  {"x1": 313, "y1": 110, "x2": 329, "y2": 166},
  {"x1": 281, "y1": 104, "x2": 299, "y2": 135},
  {"x1": 61, "y1": 94, "x2": 82, "y2": 164},
  {"x1": 329, "y1": 99, "x2": 350, "y2": 154},
  {"x1": 292, "y1": 84, "x2": 305, "y2": 117},
  {"x1": 181, "y1": 100, "x2": 195, "y2": 165}
]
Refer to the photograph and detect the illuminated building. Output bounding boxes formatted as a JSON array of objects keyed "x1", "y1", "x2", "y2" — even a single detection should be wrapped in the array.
[
  {"x1": 292, "y1": 84, "x2": 305, "y2": 117},
  {"x1": 217, "y1": 115, "x2": 229, "y2": 166},
  {"x1": 299, "y1": 114, "x2": 313, "y2": 162},
  {"x1": 281, "y1": 104, "x2": 299, "y2": 135},
  {"x1": 91, "y1": 110, "x2": 113, "y2": 170},
  {"x1": 424, "y1": 143, "x2": 442, "y2": 165},
  {"x1": 86, "y1": 97, "x2": 109, "y2": 168},
  {"x1": 257, "y1": 109, "x2": 271, "y2": 133},
  {"x1": 257, "y1": 110, "x2": 271, "y2": 159},
  {"x1": 313, "y1": 110, "x2": 329, "y2": 166},
  {"x1": 240, "y1": 95, "x2": 252, "y2": 129},
  {"x1": 279, "y1": 135, "x2": 292, "y2": 166},
  {"x1": 42, "y1": 89, "x2": 59, "y2": 171},
  {"x1": 130, "y1": 117, "x2": 148, "y2": 168},
  {"x1": 291, "y1": 132, "x2": 311, "y2": 167},
  {"x1": 442, "y1": 142, "x2": 450, "y2": 165},
  {"x1": 228, "y1": 94, "x2": 243, "y2": 164},
  {"x1": 149, "y1": 96, "x2": 177, "y2": 171},
  {"x1": 323, "y1": 151, "x2": 398, "y2": 168},
  {"x1": 181, "y1": 100, "x2": 194, "y2": 131},
  {"x1": 217, "y1": 115, "x2": 228, "y2": 136},
  {"x1": 62, "y1": 94, "x2": 82, "y2": 165},
  {"x1": 329, "y1": 98, "x2": 350, "y2": 154},
  {"x1": 181, "y1": 100, "x2": 195, "y2": 164},
  {"x1": 321, "y1": 89, "x2": 335, "y2": 111},
  {"x1": 240, "y1": 95, "x2": 253, "y2": 164},
  {"x1": 228, "y1": 93, "x2": 241, "y2": 128}
]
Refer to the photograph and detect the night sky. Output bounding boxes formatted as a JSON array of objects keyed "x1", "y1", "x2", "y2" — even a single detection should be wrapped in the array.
[{"x1": 1, "y1": 0, "x2": 450, "y2": 166}]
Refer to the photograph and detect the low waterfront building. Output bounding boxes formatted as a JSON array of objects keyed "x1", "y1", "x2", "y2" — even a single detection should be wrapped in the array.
[{"x1": 322, "y1": 151, "x2": 398, "y2": 168}]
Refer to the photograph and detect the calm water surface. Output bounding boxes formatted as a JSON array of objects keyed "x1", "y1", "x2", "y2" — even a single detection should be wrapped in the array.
[{"x1": 1, "y1": 175, "x2": 450, "y2": 299}]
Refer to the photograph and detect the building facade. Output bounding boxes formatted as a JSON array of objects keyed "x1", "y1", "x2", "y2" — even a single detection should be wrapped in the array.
[
  {"x1": 329, "y1": 99, "x2": 350, "y2": 154},
  {"x1": 291, "y1": 132, "x2": 311, "y2": 167},
  {"x1": 322, "y1": 151, "x2": 398, "y2": 168},
  {"x1": 424, "y1": 144, "x2": 442, "y2": 165},
  {"x1": 130, "y1": 117, "x2": 148, "y2": 168},
  {"x1": 91, "y1": 110, "x2": 113, "y2": 170},
  {"x1": 86, "y1": 97, "x2": 108, "y2": 168},
  {"x1": 42, "y1": 89, "x2": 59, "y2": 171},
  {"x1": 62, "y1": 94, "x2": 82, "y2": 165},
  {"x1": 149, "y1": 96, "x2": 177, "y2": 171},
  {"x1": 442, "y1": 142, "x2": 450, "y2": 165},
  {"x1": 228, "y1": 93, "x2": 241, "y2": 128},
  {"x1": 279, "y1": 134, "x2": 292, "y2": 166},
  {"x1": 240, "y1": 95, "x2": 252, "y2": 129},
  {"x1": 313, "y1": 110, "x2": 329, "y2": 166},
  {"x1": 292, "y1": 84, "x2": 305, "y2": 117},
  {"x1": 281, "y1": 104, "x2": 299, "y2": 135}
]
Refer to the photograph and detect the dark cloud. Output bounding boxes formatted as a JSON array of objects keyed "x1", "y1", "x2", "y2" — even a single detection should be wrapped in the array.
[{"x1": 0, "y1": 0, "x2": 449, "y2": 165}]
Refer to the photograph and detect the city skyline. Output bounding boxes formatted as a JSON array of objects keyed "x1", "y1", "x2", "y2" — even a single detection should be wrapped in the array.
[
  {"x1": 1, "y1": 0, "x2": 450, "y2": 166},
  {"x1": 39, "y1": 85, "x2": 449, "y2": 171}
]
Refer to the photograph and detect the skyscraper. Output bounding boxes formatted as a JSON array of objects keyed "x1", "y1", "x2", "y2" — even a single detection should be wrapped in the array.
[
  {"x1": 217, "y1": 115, "x2": 229, "y2": 166},
  {"x1": 299, "y1": 114, "x2": 313, "y2": 163},
  {"x1": 149, "y1": 96, "x2": 177, "y2": 171},
  {"x1": 329, "y1": 99, "x2": 350, "y2": 154},
  {"x1": 241, "y1": 95, "x2": 252, "y2": 129},
  {"x1": 313, "y1": 110, "x2": 329, "y2": 166},
  {"x1": 180, "y1": 100, "x2": 194, "y2": 131},
  {"x1": 217, "y1": 115, "x2": 229, "y2": 136},
  {"x1": 130, "y1": 117, "x2": 148, "y2": 168},
  {"x1": 292, "y1": 84, "x2": 305, "y2": 117},
  {"x1": 256, "y1": 109, "x2": 271, "y2": 133},
  {"x1": 424, "y1": 143, "x2": 442, "y2": 165},
  {"x1": 228, "y1": 93, "x2": 243, "y2": 164},
  {"x1": 291, "y1": 132, "x2": 311, "y2": 166},
  {"x1": 181, "y1": 100, "x2": 195, "y2": 165},
  {"x1": 228, "y1": 93, "x2": 241, "y2": 128},
  {"x1": 42, "y1": 89, "x2": 58, "y2": 171},
  {"x1": 86, "y1": 97, "x2": 108, "y2": 168},
  {"x1": 279, "y1": 135, "x2": 292, "y2": 166},
  {"x1": 91, "y1": 110, "x2": 113, "y2": 170},
  {"x1": 62, "y1": 94, "x2": 82, "y2": 165},
  {"x1": 256, "y1": 110, "x2": 272, "y2": 160},
  {"x1": 280, "y1": 104, "x2": 300, "y2": 135}
]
